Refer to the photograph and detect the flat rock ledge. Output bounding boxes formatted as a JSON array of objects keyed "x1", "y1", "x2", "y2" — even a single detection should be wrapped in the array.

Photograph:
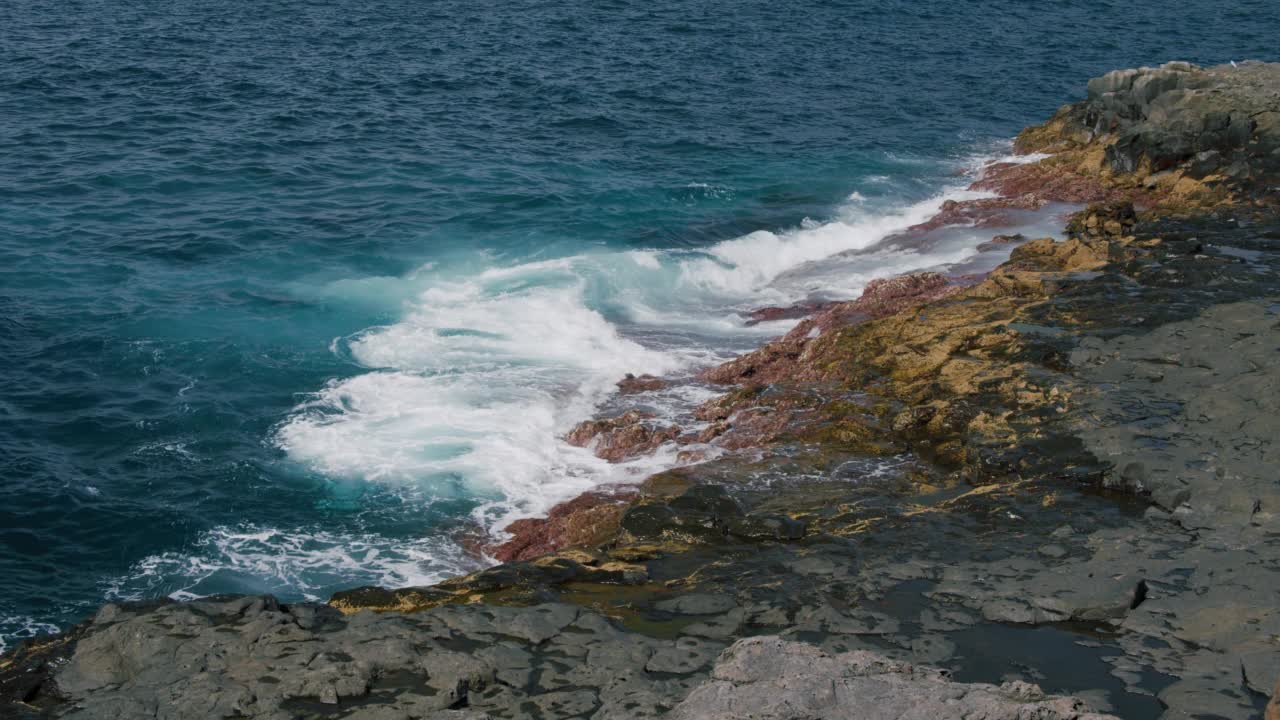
[
  {"x1": 0, "y1": 594, "x2": 1115, "y2": 720},
  {"x1": 670, "y1": 636, "x2": 1116, "y2": 720}
]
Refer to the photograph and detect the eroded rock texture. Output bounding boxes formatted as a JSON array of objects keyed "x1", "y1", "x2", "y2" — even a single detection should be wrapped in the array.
[
  {"x1": 3, "y1": 597, "x2": 709, "y2": 720},
  {"x1": 0, "y1": 598, "x2": 1121, "y2": 720}
]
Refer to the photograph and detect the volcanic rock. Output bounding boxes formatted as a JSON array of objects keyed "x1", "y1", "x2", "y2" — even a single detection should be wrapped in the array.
[
  {"x1": 491, "y1": 488, "x2": 638, "y2": 562},
  {"x1": 704, "y1": 271, "x2": 961, "y2": 386},
  {"x1": 566, "y1": 410, "x2": 680, "y2": 462},
  {"x1": 908, "y1": 193, "x2": 1049, "y2": 232}
]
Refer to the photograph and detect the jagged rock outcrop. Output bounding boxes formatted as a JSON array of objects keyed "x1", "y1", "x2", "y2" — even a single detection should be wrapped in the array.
[
  {"x1": 489, "y1": 488, "x2": 638, "y2": 562},
  {"x1": 990, "y1": 61, "x2": 1280, "y2": 207},
  {"x1": 1079, "y1": 62, "x2": 1280, "y2": 179},
  {"x1": 705, "y1": 271, "x2": 963, "y2": 386},
  {"x1": 566, "y1": 410, "x2": 680, "y2": 462}
]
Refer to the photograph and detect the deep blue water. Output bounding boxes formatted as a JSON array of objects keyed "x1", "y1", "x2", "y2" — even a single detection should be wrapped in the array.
[{"x1": 1, "y1": 0, "x2": 1275, "y2": 649}]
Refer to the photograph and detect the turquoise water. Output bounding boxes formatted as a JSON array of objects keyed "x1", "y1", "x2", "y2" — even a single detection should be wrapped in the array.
[{"x1": 1, "y1": 0, "x2": 1275, "y2": 648}]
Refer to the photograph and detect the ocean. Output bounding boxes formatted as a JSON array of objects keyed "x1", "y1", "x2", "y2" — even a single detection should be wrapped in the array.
[{"x1": 1, "y1": 0, "x2": 1274, "y2": 650}]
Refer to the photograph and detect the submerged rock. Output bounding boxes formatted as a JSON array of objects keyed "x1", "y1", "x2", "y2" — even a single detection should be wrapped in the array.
[
  {"x1": 907, "y1": 193, "x2": 1049, "y2": 232},
  {"x1": 745, "y1": 300, "x2": 834, "y2": 326},
  {"x1": 975, "y1": 232, "x2": 1028, "y2": 252}
]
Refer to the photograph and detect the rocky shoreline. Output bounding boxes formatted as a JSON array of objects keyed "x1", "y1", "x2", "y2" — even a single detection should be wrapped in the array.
[{"x1": 3, "y1": 61, "x2": 1279, "y2": 719}]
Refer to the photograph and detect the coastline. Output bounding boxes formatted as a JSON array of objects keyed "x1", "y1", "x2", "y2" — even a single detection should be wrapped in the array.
[{"x1": 4, "y1": 61, "x2": 1279, "y2": 719}]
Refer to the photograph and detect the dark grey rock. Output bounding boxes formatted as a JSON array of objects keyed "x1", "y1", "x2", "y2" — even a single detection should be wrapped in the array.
[
  {"x1": 644, "y1": 637, "x2": 724, "y2": 674},
  {"x1": 1076, "y1": 62, "x2": 1280, "y2": 184},
  {"x1": 653, "y1": 593, "x2": 737, "y2": 615},
  {"x1": 726, "y1": 512, "x2": 807, "y2": 540},
  {"x1": 669, "y1": 637, "x2": 1118, "y2": 720}
]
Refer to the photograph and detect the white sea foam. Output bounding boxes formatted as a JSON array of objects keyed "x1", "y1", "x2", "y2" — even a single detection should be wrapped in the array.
[
  {"x1": 991, "y1": 151, "x2": 1052, "y2": 165},
  {"x1": 277, "y1": 264, "x2": 691, "y2": 531},
  {"x1": 262, "y1": 158, "x2": 1059, "y2": 600},
  {"x1": 0, "y1": 615, "x2": 60, "y2": 655},
  {"x1": 673, "y1": 187, "x2": 992, "y2": 300},
  {"x1": 626, "y1": 250, "x2": 662, "y2": 269},
  {"x1": 276, "y1": 180, "x2": 1002, "y2": 534},
  {"x1": 103, "y1": 526, "x2": 483, "y2": 603}
]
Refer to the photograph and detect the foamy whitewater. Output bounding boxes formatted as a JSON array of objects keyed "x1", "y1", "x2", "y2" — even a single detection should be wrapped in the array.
[
  {"x1": 88, "y1": 154, "x2": 1078, "y2": 610},
  {"x1": 251, "y1": 171, "x2": 1045, "y2": 580},
  {"x1": 278, "y1": 185, "x2": 978, "y2": 513}
]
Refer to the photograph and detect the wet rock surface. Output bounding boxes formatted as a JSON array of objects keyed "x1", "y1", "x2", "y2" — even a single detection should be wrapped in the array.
[
  {"x1": 489, "y1": 489, "x2": 639, "y2": 563},
  {"x1": 5, "y1": 62, "x2": 1280, "y2": 720},
  {"x1": 705, "y1": 271, "x2": 964, "y2": 386},
  {"x1": 565, "y1": 410, "x2": 680, "y2": 463},
  {"x1": 615, "y1": 374, "x2": 668, "y2": 395}
]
